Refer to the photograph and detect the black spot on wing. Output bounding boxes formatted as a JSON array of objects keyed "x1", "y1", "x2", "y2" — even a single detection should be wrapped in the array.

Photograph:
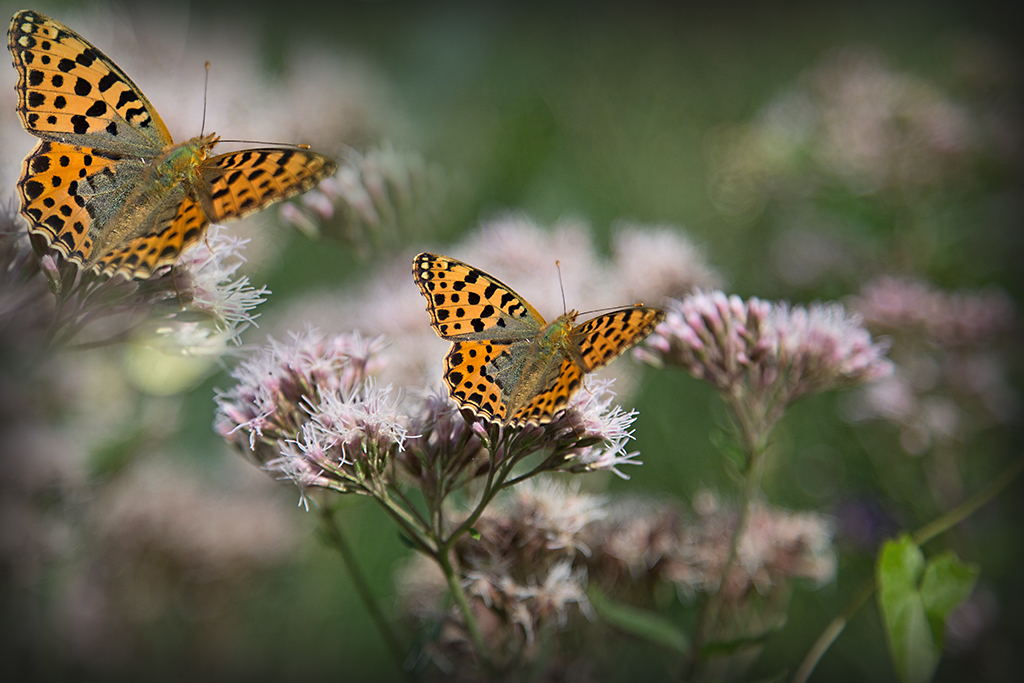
[{"x1": 97, "y1": 72, "x2": 119, "y2": 92}]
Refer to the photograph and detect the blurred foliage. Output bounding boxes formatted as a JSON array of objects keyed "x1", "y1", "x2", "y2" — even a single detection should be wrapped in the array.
[{"x1": 2, "y1": 0, "x2": 1021, "y2": 682}]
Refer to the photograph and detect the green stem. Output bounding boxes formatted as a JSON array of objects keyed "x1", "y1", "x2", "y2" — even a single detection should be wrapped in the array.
[
  {"x1": 438, "y1": 545, "x2": 495, "y2": 676},
  {"x1": 318, "y1": 506, "x2": 409, "y2": 680},
  {"x1": 790, "y1": 578, "x2": 876, "y2": 683},
  {"x1": 367, "y1": 474, "x2": 436, "y2": 556},
  {"x1": 686, "y1": 434, "x2": 768, "y2": 677},
  {"x1": 682, "y1": 390, "x2": 772, "y2": 680},
  {"x1": 441, "y1": 429, "x2": 512, "y2": 549},
  {"x1": 912, "y1": 456, "x2": 1024, "y2": 546},
  {"x1": 791, "y1": 455, "x2": 1024, "y2": 683},
  {"x1": 386, "y1": 481, "x2": 431, "y2": 532}
]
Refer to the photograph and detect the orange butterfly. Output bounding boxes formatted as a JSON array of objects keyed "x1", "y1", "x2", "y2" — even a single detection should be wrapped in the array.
[
  {"x1": 414, "y1": 252, "x2": 665, "y2": 427},
  {"x1": 8, "y1": 10, "x2": 337, "y2": 279}
]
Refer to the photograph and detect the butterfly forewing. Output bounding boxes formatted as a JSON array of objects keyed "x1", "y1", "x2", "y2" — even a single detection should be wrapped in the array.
[
  {"x1": 201, "y1": 149, "x2": 338, "y2": 222},
  {"x1": 571, "y1": 307, "x2": 666, "y2": 373},
  {"x1": 9, "y1": 10, "x2": 172, "y2": 156},
  {"x1": 413, "y1": 253, "x2": 546, "y2": 341}
]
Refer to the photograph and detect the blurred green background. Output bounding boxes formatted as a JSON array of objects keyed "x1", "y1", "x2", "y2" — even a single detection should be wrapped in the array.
[{"x1": 2, "y1": 0, "x2": 1021, "y2": 681}]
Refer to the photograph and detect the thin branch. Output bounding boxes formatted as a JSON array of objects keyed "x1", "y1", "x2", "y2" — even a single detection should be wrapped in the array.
[
  {"x1": 319, "y1": 506, "x2": 410, "y2": 680},
  {"x1": 791, "y1": 455, "x2": 1024, "y2": 683}
]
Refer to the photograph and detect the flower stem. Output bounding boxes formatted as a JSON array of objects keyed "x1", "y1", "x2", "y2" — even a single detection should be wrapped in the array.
[
  {"x1": 438, "y1": 545, "x2": 495, "y2": 676},
  {"x1": 318, "y1": 505, "x2": 410, "y2": 680},
  {"x1": 791, "y1": 455, "x2": 1024, "y2": 683},
  {"x1": 911, "y1": 456, "x2": 1024, "y2": 546},
  {"x1": 686, "y1": 430, "x2": 768, "y2": 677},
  {"x1": 441, "y1": 428, "x2": 511, "y2": 547},
  {"x1": 790, "y1": 578, "x2": 875, "y2": 683}
]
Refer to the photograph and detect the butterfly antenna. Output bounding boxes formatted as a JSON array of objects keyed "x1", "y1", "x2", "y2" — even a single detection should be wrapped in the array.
[
  {"x1": 556, "y1": 260, "x2": 567, "y2": 315},
  {"x1": 200, "y1": 61, "x2": 210, "y2": 136},
  {"x1": 577, "y1": 302, "x2": 650, "y2": 317},
  {"x1": 217, "y1": 139, "x2": 312, "y2": 149},
  {"x1": 198, "y1": 61, "x2": 307, "y2": 149}
]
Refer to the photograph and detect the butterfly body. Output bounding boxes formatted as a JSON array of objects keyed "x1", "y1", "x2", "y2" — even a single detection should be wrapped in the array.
[
  {"x1": 484, "y1": 311, "x2": 576, "y2": 418},
  {"x1": 414, "y1": 252, "x2": 665, "y2": 428},
  {"x1": 9, "y1": 10, "x2": 337, "y2": 279},
  {"x1": 54, "y1": 134, "x2": 212, "y2": 267}
]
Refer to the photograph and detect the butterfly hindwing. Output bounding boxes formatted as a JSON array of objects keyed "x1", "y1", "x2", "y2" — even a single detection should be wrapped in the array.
[
  {"x1": 571, "y1": 307, "x2": 666, "y2": 372},
  {"x1": 9, "y1": 9, "x2": 172, "y2": 156},
  {"x1": 509, "y1": 357, "x2": 583, "y2": 427},
  {"x1": 99, "y1": 197, "x2": 208, "y2": 278},
  {"x1": 201, "y1": 148, "x2": 338, "y2": 223},
  {"x1": 413, "y1": 253, "x2": 546, "y2": 342},
  {"x1": 16, "y1": 140, "x2": 118, "y2": 262},
  {"x1": 444, "y1": 340, "x2": 513, "y2": 423}
]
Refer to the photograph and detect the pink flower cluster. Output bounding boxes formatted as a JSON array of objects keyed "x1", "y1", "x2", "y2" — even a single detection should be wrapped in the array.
[{"x1": 639, "y1": 291, "x2": 893, "y2": 421}]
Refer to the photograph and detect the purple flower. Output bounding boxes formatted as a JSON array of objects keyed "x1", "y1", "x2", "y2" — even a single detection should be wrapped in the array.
[
  {"x1": 852, "y1": 276, "x2": 1014, "y2": 348},
  {"x1": 277, "y1": 144, "x2": 444, "y2": 253},
  {"x1": 640, "y1": 291, "x2": 892, "y2": 434},
  {"x1": 165, "y1": 226, "x2": 269, "y2": 349},
  {"x1": 265, "y1": 378, "x2": 406, "y2": 501},
  {"x1": 843, "y1": 276, "x2": 1019, "y2": 455},
  {"x1": 214, "y1": 328, "x2": 387, "y2": 463}
]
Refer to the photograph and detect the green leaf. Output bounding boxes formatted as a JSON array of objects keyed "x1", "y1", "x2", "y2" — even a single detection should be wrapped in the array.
[
  {"x1": 876, "y1": 535, "x2": 980, "y2": 683},
  {"x1": 920, "y1": 553, "x2": 979, "y2": 647},
  {"x1": 588, "y1": 586, "x2": 689, "y2": 655},
  {"x1": 877, "y1": 535, "x2": 938, "y2": 683}
]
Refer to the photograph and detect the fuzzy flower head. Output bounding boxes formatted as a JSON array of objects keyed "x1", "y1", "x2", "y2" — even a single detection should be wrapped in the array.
[
  {"x1": 580, "y1": 494, "x2": 836, "y2": 643},
  {"x1": 399, "y1": 389, "x2": 488, "y2": 494},
  {"x1": 265, "y1": 377, "x2": 406, "y2": 501},
  {"x1": 640, "y1": 291, "x2": 893, "y2": 435},
  {"x1": 667, "y1": 491, "x2": 837, "y2": 645},
  {"x1": 395, "y1": 555, "x2": 590, "y2": 671},
  {"x1": 535, "y1": 378, "x2": 644, "y2": 479},
  {"x1": 1, "y1": 214, "x2": 269, "y2": 361},
  {"x1": 404, "y1": 477, "x2": 602, "y2": 666},
  {"x1": 851, "y1": 276, "x2": 1015, "y2": 349},
  {"x1": 121, "y1": 226, "x2": 270, "y2": 381},
  {"x1": 214, "y1": 328, "x2": 388, "y2": 466},
  {"x1": 454, "y1": 478, "x2": 603, "y2": 609},
  {"x1": 163, "y1": 226, "x2": 269, "y2": 348},
  {"x1": 610, "y1": 225, "x2": 722, "y2": 304},
  {"x1": 705, "y1": 46, "x2": 1011, "y2": 220},
  {"x1": 490, "y1": 478, "x2": 608, "y2": 559},
  {"x1": 844, "y1": 277, "x2": 1019, "y2": 454},
  {"x1": 400, "y1": 378, "x2": 647, "y2": 489}
]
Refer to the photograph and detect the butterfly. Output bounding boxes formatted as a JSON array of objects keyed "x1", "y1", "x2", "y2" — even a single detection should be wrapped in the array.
[
  {"x1": 413, "y1": 252, "x2": 665, "y2": 428},
  {"x1": 7, "y1": 10, "x2": 338, "y2": 279}
]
